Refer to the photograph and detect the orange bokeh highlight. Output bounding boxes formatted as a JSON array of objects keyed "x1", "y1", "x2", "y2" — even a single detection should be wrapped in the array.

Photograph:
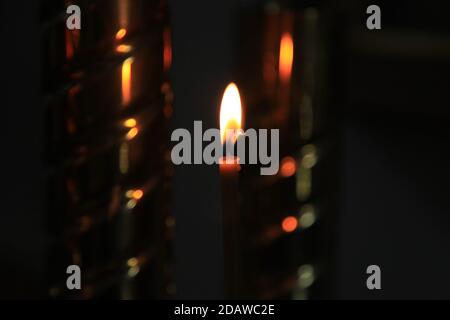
[
  {"x1": 279, "y1": 32, "x2": 294, "y2": 83},
  {"x1": 122, "y1": 57, "x2": 134, "y2": 106},
  {"x1": 116, "y1": 44, "x2": 132, "y2": 54},
  {"x1": 123, "y1": 118, "x2": 137, "y2": 128},
  {"x1": 126, "y1": 127, "x2": 139, "y2": 140},
  {"x1": 116, "y1": 28, "x2": 127, "y2": 41},
  {"x1": 280, "y1": 156, "x2": 297, "y2": 177},
  {"x1": 132, "y1": 189, "x2": 144, "y2": 200},
  {"x1": 282, "y1": 216, "x2": 298, "y2": 233}
]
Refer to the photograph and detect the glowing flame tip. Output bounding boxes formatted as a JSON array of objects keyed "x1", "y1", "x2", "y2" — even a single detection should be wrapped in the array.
[{"x1": 220, "y1": 83, "x2": 243, "y2": 144}]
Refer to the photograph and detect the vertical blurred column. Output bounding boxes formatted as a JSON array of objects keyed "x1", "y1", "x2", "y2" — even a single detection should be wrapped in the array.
[
  {"x1": 42, "y1": 0, "x2": 174, "y2": 299},
  {"x1": 235, "y1": 0, "x2": 336, "y2": 299}
]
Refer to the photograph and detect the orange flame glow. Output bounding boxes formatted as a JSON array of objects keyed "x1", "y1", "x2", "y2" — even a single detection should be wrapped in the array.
[
  {"x1": 126, "y1": 127, "x2": 139, "y2": 140},
  {"x1": 121, "y1": 57, "x2": 134, "y2": 106},
  {"x1": 123, "y1": 118, "x2": 137, "y2": 128},
  {"x1": 116, "y1": 28, "x2": 127, "y2": 41},
  {"x1": 220, "y1": 83, "x2": 243, "y2": 145},
  {"x1": 116, "y1": 44, "x2": 132, "y2": 54},
  {"x1": 132, "y1": 189, "x2": 144, "y2": 200},
  {"x1": 279, "y1": 32, "x2": 294, "y2": 83}
]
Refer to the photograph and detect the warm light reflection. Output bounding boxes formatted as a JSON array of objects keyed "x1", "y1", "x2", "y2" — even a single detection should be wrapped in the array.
[
  {"x1": 116, "y1": 44, "x2": 133, "y2": 53},
  {"x1": 126, "y1": 127, "x2": 139, "y2": 140},
  {"x1": 65, "y1": 29, "x2": 80, "y2": 60},
  {"x1": 125, "y1": 190, "x2": 134, "y2": 198},
  {"x1": 122, "y1": 57, "x2": 134, "y2": 106},
  {"x1": 282, "y1": 216, "x2": 298, "y2": 233},
  {"x1": 125, "y1": 189, "x2": 143, "y2": 206},
  {"x1": 163, "y1": 28, "x2": 172, "y2": 71},
  {"x1": 123, "y1": 118, "x2": 137, "y2": 128},
  {"x1": 132, "y1": 189, "x2": 144, "y2": 200},
  {"x1": 280, "y1": 156, "x2": 297, "y2": 177},
  {"x1": 220, "y1": 83, "x2": 243, "y2": 144},
  {"x1": 279, "y1": 32, "x2": 294, "y2": 83},
  {"x1": 116, "y1": 28, "x2": 127, "y2": 41}
]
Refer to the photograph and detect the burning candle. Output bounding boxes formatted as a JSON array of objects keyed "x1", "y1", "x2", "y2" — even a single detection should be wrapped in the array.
[{"x1": 219, "y1": 83, "x2": 243, "y2": 298}]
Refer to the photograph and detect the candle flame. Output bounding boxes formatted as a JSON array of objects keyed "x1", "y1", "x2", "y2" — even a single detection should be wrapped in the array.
[
  {"x1": 279, "y1": 32, "x2": 294, "y2": 83},
  {"x1": 220, "y1": 83, "x2": 242, "y2": 144}
]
